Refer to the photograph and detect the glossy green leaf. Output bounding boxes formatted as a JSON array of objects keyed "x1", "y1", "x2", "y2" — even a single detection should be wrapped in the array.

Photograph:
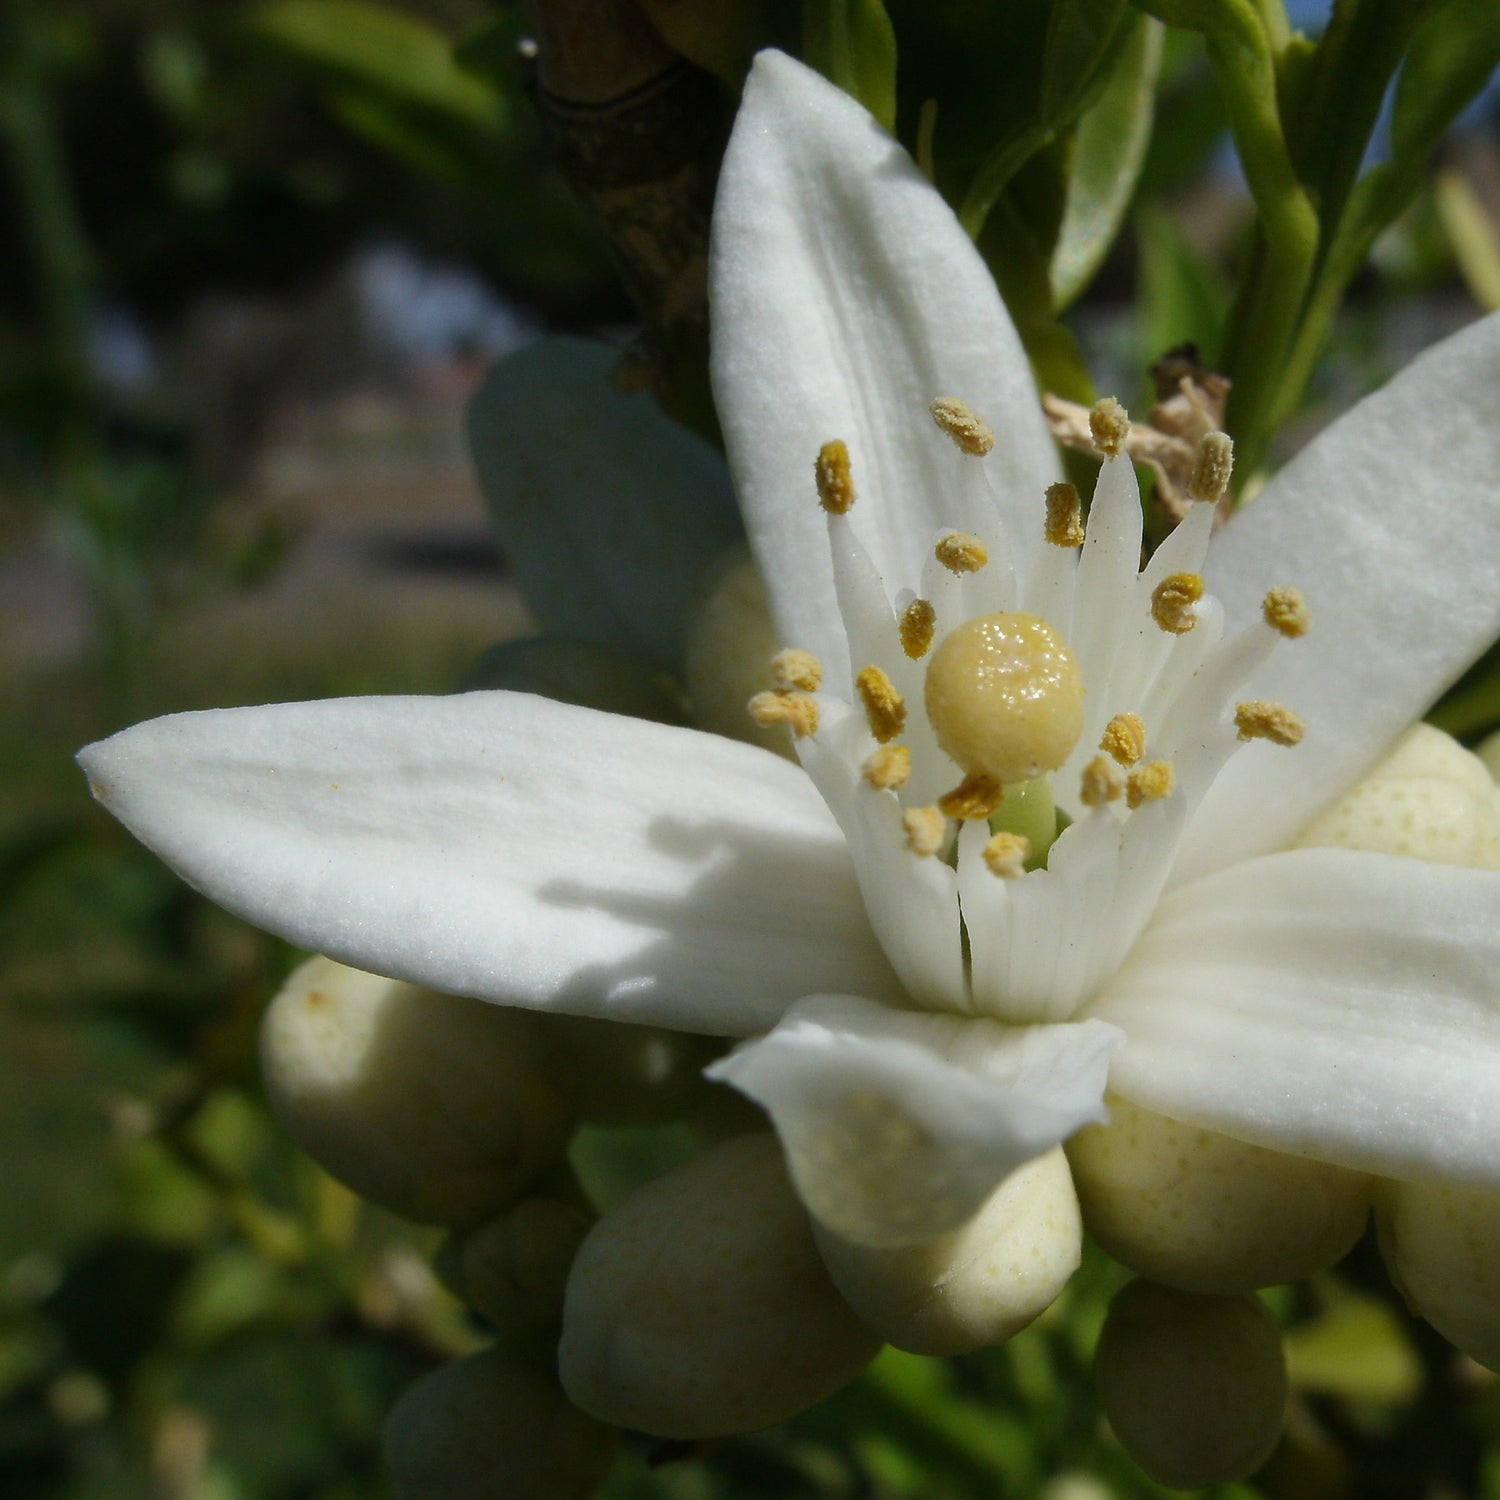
[
  {"x1": 1392, "y1": 0, "x2": 1500, "y2": 167},
  {"x1": 803, "y1": 0, "x2": 898, "y2": 131}
]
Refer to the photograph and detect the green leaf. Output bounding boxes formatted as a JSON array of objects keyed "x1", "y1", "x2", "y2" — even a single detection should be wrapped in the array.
[
  {"x1": 1435, "y1": 169, "x2": 1500, "y2": 312},
  {"x1": 1136, "y1": 203, "x2": 1229, "y2": 367},
  {"x1": 1284, "y1": 1297, "x2": 1422, "y2": 1404},
  {"x1": 1391, "y1": 0, "x2": 1500, "y2": 167},
  {"x1": 1051, "y1": 15, "x2": 1163, "y2": 309},
  {"x1": 803, "y1": 0, "x2": 899, "y2": 131},
  {"x1": 461, "y1": 637, "x2": 688, "y2": 724}
]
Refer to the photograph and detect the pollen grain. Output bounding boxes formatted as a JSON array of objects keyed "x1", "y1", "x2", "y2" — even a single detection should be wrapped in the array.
[
  {"x1": 934, "y1": 532, "x2": 989, "y2": 574},
  {"x1": 770, "y1": 647, "x2": 823, "y2": 692},
  {"x1": 815, "y1": 439, "x2": 856, "y2": 514},
  {"x1": 862, "y1": 745, "x2": 911, "y2": 791},
  {"x1": 1100, "y1": 712, "x2": 1147, "y2": 767},
  {"x1": 856, "y1": 665, "x2": 907, "y2": 743},
  {"x1": 1089, "y1": 396, "x2": 1130, "y2": 458},
  {"x1": 1189, "y1": 430, "x2": 1234, "y2": 503},
  {"x1": 1126, "y1": 759, "x2": 1175, "y2": 809},
  {"x1": 937, "y1": 772, "x2": 1004, "y2": 822},
  {"x1": 900, "y1": 598, "x2": 937, "y2": 659},
  {"x1": 903, "y1": 805, "x2": 947, "y2": 858},
  {"x1": 1262, "y1": 586, "x2": 1311, "y2": 639},
  {"x1": 1080, "y1": 755, "x2": 1125, "y2": 807},
  {"x1": 748, "y1": 690, "x2": 819, "y2": 739},
  {"x1": 1235, "y1": 700, "x2": 1305, "y2": 745},
  {"x1": 982, "y1": 832, "x2": 1030, "y2": 879},
  {"x1": 1151, "y1": 572, "x2": 1204, "y2": 634},
  {"x1": 930, "y1": 397, "x2": 995, "y2": 456},
  {"x1": 1044, "y1": 482, "x2": 1085, "y2": 547}
]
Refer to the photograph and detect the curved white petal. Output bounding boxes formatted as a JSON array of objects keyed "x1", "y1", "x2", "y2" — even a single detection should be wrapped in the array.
[
  {"x1": 708, "y1": 993, "x2": 1122, "y2": 1247},
  {"x1": 1181, "y1": 312, "x2": 1500, "y2": 880},
  {"x1": 1090, "y1": 847, "x2": 1500, "y2": 1183},
  {"x1": 710, "y1": 50, "x2": 1058, "y2": 686},
  {"x1": 78, "y1": 692, "x2": 904, "y2": 1035}
]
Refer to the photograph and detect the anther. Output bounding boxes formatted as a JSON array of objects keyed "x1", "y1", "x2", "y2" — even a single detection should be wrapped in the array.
[
  {"x1": 1100, "y1": 712, "x2": 1147, "y2": 767},
  {"x1": 748, "y1": 690, "x2": 819, "y2": 739},
  {"x1": 1235, "y1": 700, "x2": 1305, "y2": 746},
  {"x1": 900, "y1": 598, "x2": 937, "y2": 659},
  {"x1": 902, "y1": 806, "x2": 947, "y2": 858},
  {"x1": 1126, "y1": 759, "x2": 1175, "y2": 808},
  {"x1": 815, "y1": 440, "x2": 856, "y2": 514},
  {"x1": 770, "y1": 647, "x2": 823, "y2": 693},
  {"x1": 1044, "y1": 481, "x2": 1085, "y2": 547},
  {"x1": 937, "y1": 772, "x2": 1004, "y2": 822},
  {"x1": 856, "y1": 665, "x2": 907, "y2": 743},
  {"x1": 1151, "y1": 572, "x2": 1204, "y2": 634},
  {"x1": 934, "y1": 532, "x2": 989, "y2": 574},
  {"x1": 982, "y1": 831, "x2": 1030, "y2": 878},
  {"x1": 1089, "y1": 397, "x2": 1130, "y2": 459},
  {"x1": 930, "y1": 397, "x2": 995, "y2": 456},
  {"x1": 1188, "y1": 430, "x2": 1234, "y2": 503},
  {"x1": 862, "y1": 745, "x2": 911, "y2": 791},
  {"x1": 1262, "y1": 586, "x2": 1310, "y2": 639},
  {"x1": 1080, "y1": 755, "x2": 1125, "y2": 807}
]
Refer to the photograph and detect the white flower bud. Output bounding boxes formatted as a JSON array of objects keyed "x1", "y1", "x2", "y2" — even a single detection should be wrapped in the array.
[
  {"x1": 814, "y1": 1147, "x2": 1079, "y2": 1355},
  {"x1": 559, "y1": 1133, "x2": 882, "y2": 1438},
  {"x1": 1096, "y1": 1281, "x2": 1286, "y2": 1490},
  {"x1": 448, "y1": 1196, "x2": 594, "y2": 1333},
  {"x1": 383, "y1": 1348, "x2": 617, "y2": 1500},
  {"x1": 261, "y1": 957, "x2": 574, "y2": 1226}
]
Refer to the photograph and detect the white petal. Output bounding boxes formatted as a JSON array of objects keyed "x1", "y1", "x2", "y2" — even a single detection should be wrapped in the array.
[
  {"x1": 1090, "y1": 847, "x2": 1500, "y2": 1183},
  {"x1": 710, "y1": 50, "x2": 1058, "y2": 685},
  {"x1": 78, "y1": 692, "x2": 904, "y2": 1035},
  {"x1": 708, "y1": 993, "x2": 1122, "y2": 1247},
  {"x1": 1181, "y1": 312, "x2": 1500, "y2": 878}
]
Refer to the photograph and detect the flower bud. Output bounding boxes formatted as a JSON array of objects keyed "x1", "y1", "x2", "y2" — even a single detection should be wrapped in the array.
[
  {"x1": 383, "y1": 1348, "x2": 617, "y2": 1500},
  {"x1": 559, "y1": 1133, "x2": 882, "y2": 1438},
  {"x1": 1096, "y1": 1280, "x2": 1286, "y2": 1490},
  {"x1": 447, "y1": 1196, "x2": 594, "y2": 1333},
  {"x1": 814, "y1": 1147, "x2": 1079, "y2": 1355},
  {"x1": 261, "y1": 957, "x2": 574, "y2": 1226}
]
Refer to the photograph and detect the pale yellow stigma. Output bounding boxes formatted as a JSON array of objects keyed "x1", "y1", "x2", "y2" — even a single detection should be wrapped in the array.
[
  {"x1": 900, "y1": 598, "x2": 937, "y2": 659},
  {"x1": 1151, "y1": 572, "x2": 1204, "y2": 634},
  {"x1": 1126, "y1": 759, "x2": 1175, "y2": 808},
  {"x1": 770, "y1": 647, "x2": 823, "y2": 693},
  {"x1": 856, "y1": 665, "x2": 907, "y2": 743},
  {"x1": 862, "y1": 745, "x2": 911, "y2": 791},
  {"x1": 924, "y1": 611, "x2": 1084, "y2": 785},
  {"x1": 1044, "y1": 481, "x2": 1085, "y2": 547},
  {"x1": 1100, "y1": 712, "x2": 1147, "y2": 767},
  {"x1": 934, "y1": 532, "x2": 989, "y2": 574},
  {"x1": 1188, "y1": 430, "x2": 1234, "y2": 502},
  {"x1": 1262, "y1": 586, "x2": 1311, "y2": 639},
  {"x1": 1235, "y1": 700, "x2": 1305, "y2": 746},
  {"x1": 1080, "y1": 754, "x2": 1125, "y2": 806},
  {"x1": 1089, "y1": 396, "x2": 1130, "y2": 459},
  {"x1": 902, "y1": 806, "x2": 947, "y2": 858},
  {"x1": 930, "y1": 397, "x2": 995, "y2": 456},
  {"x1": 748, "y1": 690, "x2": 819, "y2": 739},
  {"x1": 815, "y1": 440, "x2": 856, "y2": 514},
  {"x1": 937, "y1": 772, "x2": 1004, "y2": 822},
  {"x1": 982, "y1": 831, "x2": 1031, "y2": 879}
]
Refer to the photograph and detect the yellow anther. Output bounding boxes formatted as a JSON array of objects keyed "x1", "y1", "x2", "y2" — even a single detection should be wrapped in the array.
[
  {"x1": 937, "y1": 771, "x2": 1005, "y2": 822},
  {"x1": 862, "y1": 745, "x2": 911, "y2": 791},
  {"x1": 1262, "y1": 586, "x2": 1311, "y2": 639},
  {"x1": 856, "y1": 665, "x2": 907, "y2": 743},
  {"x1": 770, "y1": 647, "x2": 823, "y2": 693},
  {"x1": 900, "y1": 598, "x2": 937, "y2": 659},
  {"x1": 748, "y1": 690, "x2": 819, "y2": 739},
  {"x1": 902, "y1": 806, "x2": 947, "y2": 858},
  {"x1": 1089, "y1": 396, "x2": 1131, "y2": 458},
  {"x1": 1189, "y1": 430, "x2": 1235, "y2": 502},
  {"x1": 1235, "y1": 700, "x2": 1305, "y2": 746},
  {"x1": 815, "y1": 439, "x2": 856, "y2": 514},
  {"x1": 1126, "y1": 759, "x2": 1175, "y2": 809},
  {"x1": 982, "y1": 831, "x2": 1031, "y2": 879},
  {"x1": 929, "y1": 397, "x2": 995, "y2": 456},
  {"x1": 1080, "y1": 755, "x2": 1125, "y2": 807},
  {"x1": 925, "y1": 612, "x2": 1084, "y2": 785},
  {"x1": 1100, "y1": 712, "x2": 1147, "y2": 767},
  {"x1": 934, "y1": 532, "x2": 989, "y2": 574},
  {"x1": 1044, "y1": 481, "x2": 1085, "y2": 547},
  {"x1": 1150, "y1": 572, "x2": 1204, "y2": 634}
]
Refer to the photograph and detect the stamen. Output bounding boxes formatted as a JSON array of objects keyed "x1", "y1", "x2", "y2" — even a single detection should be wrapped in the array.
[
  {"x1": 902, "y1": 806, "x2": 947, "y2": 858},
  {"x1": 982, "y1": 832, "x2": 1030, "y2": 879},
  {"x1": 937, "y1": 772, "x2": 1004, "y2": 822},
  {"x1": 1080, "y1": 754, "x2": 1125, "y2": 807},
  {"x1": 899, "y1": 598, "x2": 937, "y2": 659},
  {"x1": 856, "y1": 665, "x2": 907, "y2": 743},
  {"x1": 1150, "y1": 572, "x2": 1204, "y2": 634},
  {"x1": 1262, "y1": 586, "x2": 1311, "y2": 639},
  {"x1": 1044, "y1": 481, "x2": 1085, "y2": 547},
  {"x1": 815, "y1": 440, "x2": 856, "y2": 514},
  {"x1": 1235, "y1": 700, "x2": 1305, "y2": 745},
  {"x1": 934, "y1": 532, "x2": 989, "y2": 574},
  {"x1": 770, "y1": 648, "x2": 823, "y2": 693},
  {"x1": 1126, "y1": 759, "x2": 1175, "y2": 808},
  {"x1": 748, "y1": 690, "x2": 819, "y2": 739},
  {"x1": 862, "y1": 745, "x2": 911, "y2": 791},
  {"x1": 1100, "y1": 712, "x2": 1147, "y2": 767},
  {"x1": 1188, "y1": 430, "x2": 1234, "y2": 503},
  {"x1": 1089, "y1": 396, "x2": 1130, "y2": 459},
  {"x1": 929, "y1": 397, "x2": 995, "y2": 456}
]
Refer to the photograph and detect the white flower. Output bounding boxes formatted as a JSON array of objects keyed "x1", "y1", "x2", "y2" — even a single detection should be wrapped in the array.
[{"x1": 80, "y1": 53, "x2": 1500, "y2": 1256}]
